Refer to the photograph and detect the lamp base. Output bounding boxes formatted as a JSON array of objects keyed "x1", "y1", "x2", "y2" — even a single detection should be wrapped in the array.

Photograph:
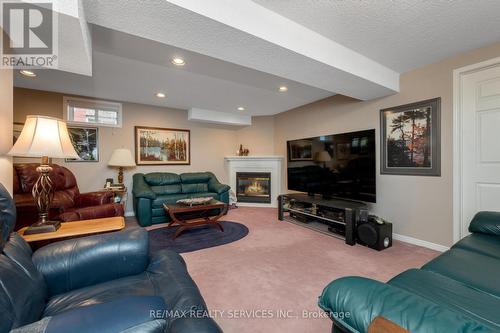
[{"x1": 24, "y1": 220, "x2": 61, "y2": 235}]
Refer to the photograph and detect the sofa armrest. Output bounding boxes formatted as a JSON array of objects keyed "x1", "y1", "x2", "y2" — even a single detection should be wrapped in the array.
[
  {"x1": 59, "y1": 203, "x2": 124, "y2": 222},
  {"x1": 319, "y1": 276, "x2": 491, "y2": 333},
  {"x1": 12, "y1": 296, "x2": 167, "y2": 333},
  {"x1": 207, "y1": 175, "x2": 230, "y2": 195},
  {"x1": 133, "y1": 173, "x2": 156, "y2": 199},
  {"x1": 33, "y1": 229, "x2": 149, "y2": 296},
  {"x1": 209, "y1": 183, "x2": 230, "y2": 195},
  {"x1": 75, "y1": 191, "x2": 114, "y2": 207},
  {"x1": 469, "y1": 211, "x2": 500, "y2": 236},
  {"x1": 170, "y1": 318, "x2": 223, "y2": 333}
]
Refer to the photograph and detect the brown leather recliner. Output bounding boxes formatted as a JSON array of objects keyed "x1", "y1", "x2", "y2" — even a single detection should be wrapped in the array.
[{"x1": 13, "y1": 163, "x2": 124, "y2": 230}]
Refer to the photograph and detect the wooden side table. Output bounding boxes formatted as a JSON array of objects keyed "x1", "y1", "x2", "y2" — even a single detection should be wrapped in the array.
[
  {"x1": 101, "y1": 187, "x2": 128, "y2": 210},
  {"x1": 18, "y1": 216, "x2": 125, "y2": 246}
]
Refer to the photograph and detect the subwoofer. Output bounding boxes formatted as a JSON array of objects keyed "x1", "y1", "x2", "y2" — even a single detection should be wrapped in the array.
[{"x1": 357, "y1": 218, "x2": 392, "y2": 251}]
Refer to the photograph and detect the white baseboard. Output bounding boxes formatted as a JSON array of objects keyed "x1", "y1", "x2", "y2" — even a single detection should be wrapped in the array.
[
  {"x1": 393, "y1": 233, "x2": 449, "y2": 252},
  {"x1": 124, "y1": 211, "x2": 135, "y2": 217}
]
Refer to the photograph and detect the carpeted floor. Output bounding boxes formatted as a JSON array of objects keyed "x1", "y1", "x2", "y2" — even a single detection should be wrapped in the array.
[
  {"x1": 134, "y1": 207, "x2": 439, "y2": 332},
  {"x1": 179, "y1": 207, "x2": 439, "y2": 333}
]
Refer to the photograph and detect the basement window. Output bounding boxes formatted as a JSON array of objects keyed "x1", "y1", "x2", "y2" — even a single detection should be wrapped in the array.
[{"x1": 64, "y1": 97, "x2": 122, "y2": 128}]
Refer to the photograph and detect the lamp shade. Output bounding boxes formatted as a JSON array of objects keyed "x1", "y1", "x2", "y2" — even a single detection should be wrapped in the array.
[
  {"x1": 108, "y1": 148, "x2": 136, "y2": 167},
  {"x1": 8, "y1": 115, "x2": 79, "y2": 159},
  {"x1": 315, "y1": 150, "x2": 332, "y2": 162}
]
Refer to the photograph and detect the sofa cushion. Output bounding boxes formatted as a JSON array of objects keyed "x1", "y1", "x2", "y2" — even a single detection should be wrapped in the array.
[
  {"x1": 44, "y1": 251, "x2": 208, "y2": 323},
  {"x1": 144, "y1": 173, "x2": 181, "y2": 186},
  {"x1": 469, "y1": 211, "x2": 500, "y2": 236},
  {"x1": 150, "y1": 184, "x2": 182, "y2": 196},
  {"x1": 0, "y1": 234, "x2": 47, "y2": 329},
  {"x1": 14, "y1": 164, "x2": 77, "y2": 193},
  {"x1": 453, "y1": 233, "x2": 500, "y2": 260},
  {"x1": 180, "y1": 173, "x2": 211, "y2": 184},
  {"x1": 152, "y1": 194, "x2": 189, "y2": 208},
  {"x1": 181, "y1": 183, "x2": 208, "y2": 194},
  {"x1": 45, "y1": 296, "x2": 167, "y2": 333},
  {"x1": 318, "y1": 276, "x2": 494, "y2": 333},
  {"x1": 33, "y1": 229, "x2": 149, "y2": 296},
  {"x1": 422, "y1": 248, "x2": 500, "y2": 297},
  {"x1": 187, "y1": 192, "x2": 218, "y2": 199},
  {"x1": 152, "y1": 207, "x2": 166, "y2": 217},
  {"x1": 389, "y1": 269, "x2": 500, "y2": 329}
]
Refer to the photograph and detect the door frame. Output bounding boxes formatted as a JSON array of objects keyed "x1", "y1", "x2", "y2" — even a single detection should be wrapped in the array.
[{"x1": 453, "y1": 56, "x2": 500, "y2": 242}]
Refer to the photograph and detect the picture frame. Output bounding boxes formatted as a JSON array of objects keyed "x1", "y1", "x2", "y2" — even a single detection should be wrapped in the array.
[
  {"x1": 380, "y1": 97, "x2": 441, "y2": 176},
  {"x1": 13, "y1": 122, "x2": 24, "y2": 144},
  {"x1": 288, "y1": 139, "x2": 313, "y2": 161},
  {"x1": 135, "y1": 126, "x2": 190, "y2": 165},
  {"x1": 336, "y1": 143, "x2": 351, "y2": 160},
  {"x1": 65, "y1": 127, "x2": 99, "y2": 162}
]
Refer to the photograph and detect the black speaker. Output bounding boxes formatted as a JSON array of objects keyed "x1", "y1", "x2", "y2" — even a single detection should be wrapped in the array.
[
  {"x1": 358, "y1": 209, "x2": 369, "y2": 223},
  {"x1": 357, "y1": 219, "x2": 392, "y2": 251}
]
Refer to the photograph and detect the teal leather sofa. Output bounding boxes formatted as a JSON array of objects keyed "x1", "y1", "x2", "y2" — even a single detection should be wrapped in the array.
[
  {"x1": 319, "y1": 211, "x2": 500, "y2": 333},
  {"x1": 132, "y1": 172, "x2": 230, "y2": 227}
]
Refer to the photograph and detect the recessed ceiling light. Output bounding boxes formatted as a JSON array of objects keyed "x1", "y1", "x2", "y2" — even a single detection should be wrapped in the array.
[
  {"x1": 237, "y1": 106, "x2": 245, "y2": 111},
  {"x1": 278, "y1": 86, "x2": 288, "y2": 92},
  {"x1": 20, "y1": 70, "x2": 36, "y2": 77},
  {"x1": 155, "y1": 92, "x2": 166, "y2": 98},
  {"x1": 171, "y1": 57, "x2": 185, "y2": 66}
]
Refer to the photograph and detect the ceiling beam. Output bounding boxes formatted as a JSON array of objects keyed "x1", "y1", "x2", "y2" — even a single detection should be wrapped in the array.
[{"x1": 82, "y1": 0, "x2": 399, "y2": 100}]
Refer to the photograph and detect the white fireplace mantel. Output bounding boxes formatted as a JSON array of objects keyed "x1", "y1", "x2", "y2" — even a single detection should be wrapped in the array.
[{"x1": 224, "y1": 156, "x2": 284, "y2": 208}]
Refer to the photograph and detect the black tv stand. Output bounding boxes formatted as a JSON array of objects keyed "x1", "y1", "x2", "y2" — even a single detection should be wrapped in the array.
[{"x1": 278, "y1": 193, "x2": 367, "y2": 245}]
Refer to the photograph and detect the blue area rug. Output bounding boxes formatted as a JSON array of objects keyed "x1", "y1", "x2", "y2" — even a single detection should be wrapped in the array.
[{"x1": 148, "y1": 221, "x2": 249, "y2": 253}]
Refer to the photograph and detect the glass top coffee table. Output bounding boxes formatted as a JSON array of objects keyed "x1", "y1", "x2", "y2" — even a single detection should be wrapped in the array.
[{"x1": 163, "y1": 199, "x2": 228, "y2": 239}]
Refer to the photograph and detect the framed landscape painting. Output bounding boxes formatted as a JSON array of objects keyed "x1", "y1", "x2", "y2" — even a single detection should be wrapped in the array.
[
  {"x1": 288, "y1": 139, "x2": 313, "y2": 161},
  {"x1": 66, "y1": 127, "x2": 99, "y2": 162},
  {"x1": 380, "y1": 98, "x2": 441, "y2": 176},
  {"x1": 13, "y1": 122, "x2": 24, "y2": 144},
  {"x1": 135, "y1": 126, "x2": 190, "y2": 165}
]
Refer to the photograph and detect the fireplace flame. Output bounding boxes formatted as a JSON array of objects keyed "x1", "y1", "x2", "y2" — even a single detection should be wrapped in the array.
[{"x1": 245, "y1": 181, "x2": 265, "y2": 194}]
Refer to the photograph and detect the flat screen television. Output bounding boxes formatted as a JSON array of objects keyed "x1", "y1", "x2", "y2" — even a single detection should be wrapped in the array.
[{"x1": 287, "y1": 129, "x2": 376, "y2": 203}]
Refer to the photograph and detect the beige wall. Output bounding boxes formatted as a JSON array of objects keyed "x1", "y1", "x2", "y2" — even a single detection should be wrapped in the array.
[
  {"x1": 13, "y1": 88, "x2": 273, "y2": 213},
  {"x1": 0, "y1": 70, "x2": 13, "y2": 194},
  {"x1": 235, "y1": 116, "x2": 275, "y2": 155},
  {"x1": 13, "y1": 41, "x2": 500, "y2": 246},
  {"x1": 274, "y1": 42, "x2": 500, "y2": 247}
]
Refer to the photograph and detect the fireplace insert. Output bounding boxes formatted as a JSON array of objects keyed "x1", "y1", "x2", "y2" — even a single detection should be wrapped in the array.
[{"x1": 236, "y1": 172, "x2": 271, "y2": 204}]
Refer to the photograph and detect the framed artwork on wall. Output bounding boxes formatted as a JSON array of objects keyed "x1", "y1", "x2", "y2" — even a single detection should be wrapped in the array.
[
  {"x1": 135, "y1": 126, "x2": 190, "y2": 165},
  {"x1": 380, "y1": 97, "x2": 441, "y2": 176},
  {"x1": 13, "y1": 122, "x2": 24, "y2": 144},
  {"x1": 288, "y1": 139, "x2": 313, "y2": 161},
  {"x1": 65, "y1": 126, "x2": 99, "y2": 162}
]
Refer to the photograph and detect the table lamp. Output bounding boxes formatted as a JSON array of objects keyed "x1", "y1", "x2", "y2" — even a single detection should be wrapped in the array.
[
  {"x1": 108, "y1": 148, "x2": 136, "y2": 184},
  {"x1": 8, "y1": 115, "x2": 79, "y2": 234},
  {"x1": 315, "y1": 150, "x2": 332, "y2": 168}
]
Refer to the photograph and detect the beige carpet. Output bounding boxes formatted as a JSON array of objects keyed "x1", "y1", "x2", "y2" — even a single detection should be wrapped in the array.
[{"x1": 179, "y1": 207, "x2": 439, "y2": 333}]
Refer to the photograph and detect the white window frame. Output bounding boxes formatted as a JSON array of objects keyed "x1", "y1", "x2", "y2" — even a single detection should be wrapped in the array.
[{"x1": 63, "y1": 96, "x2": 123, "y2": 128}]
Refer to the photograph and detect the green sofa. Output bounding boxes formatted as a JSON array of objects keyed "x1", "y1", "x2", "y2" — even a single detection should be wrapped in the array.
[
  {"x1": 319, "y1": 211, "x2": 500, "y2": 333},
  {"x1": 132, "y1": 172, "x2": 230, "y2": 227}
]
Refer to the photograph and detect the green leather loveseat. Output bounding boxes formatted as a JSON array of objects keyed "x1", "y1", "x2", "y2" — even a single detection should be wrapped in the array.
[
  {"x1": 319, "y1": 211, "x2": 500, "y2": 333},
  {"x1": 132, "y1": 172, "x2": 230, "y2": 227}
]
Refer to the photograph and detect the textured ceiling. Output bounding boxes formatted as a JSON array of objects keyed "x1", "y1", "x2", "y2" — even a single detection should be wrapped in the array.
[
  {"x1": 253, "y1": 0, "x2": 500, "y2": 72},
  {"x1": 16, "y1": 0, "x2": 500, "y2": 119},
  {"x1": 14, "y1": 26, "x2": 332, "y2": 116},
  {"x1": 81, "y1": 0, "x2": 399, "y2": 100}
]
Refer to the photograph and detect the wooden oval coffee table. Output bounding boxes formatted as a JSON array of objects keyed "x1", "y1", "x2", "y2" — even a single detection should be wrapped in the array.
[{"x1": 163, "y1": 199, "x2": 228, "y2": 239}]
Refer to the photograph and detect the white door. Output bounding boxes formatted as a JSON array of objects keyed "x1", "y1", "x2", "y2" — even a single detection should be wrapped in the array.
[{"x1": 459, "y1": 63, "x2": 500, "y2": 238}]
